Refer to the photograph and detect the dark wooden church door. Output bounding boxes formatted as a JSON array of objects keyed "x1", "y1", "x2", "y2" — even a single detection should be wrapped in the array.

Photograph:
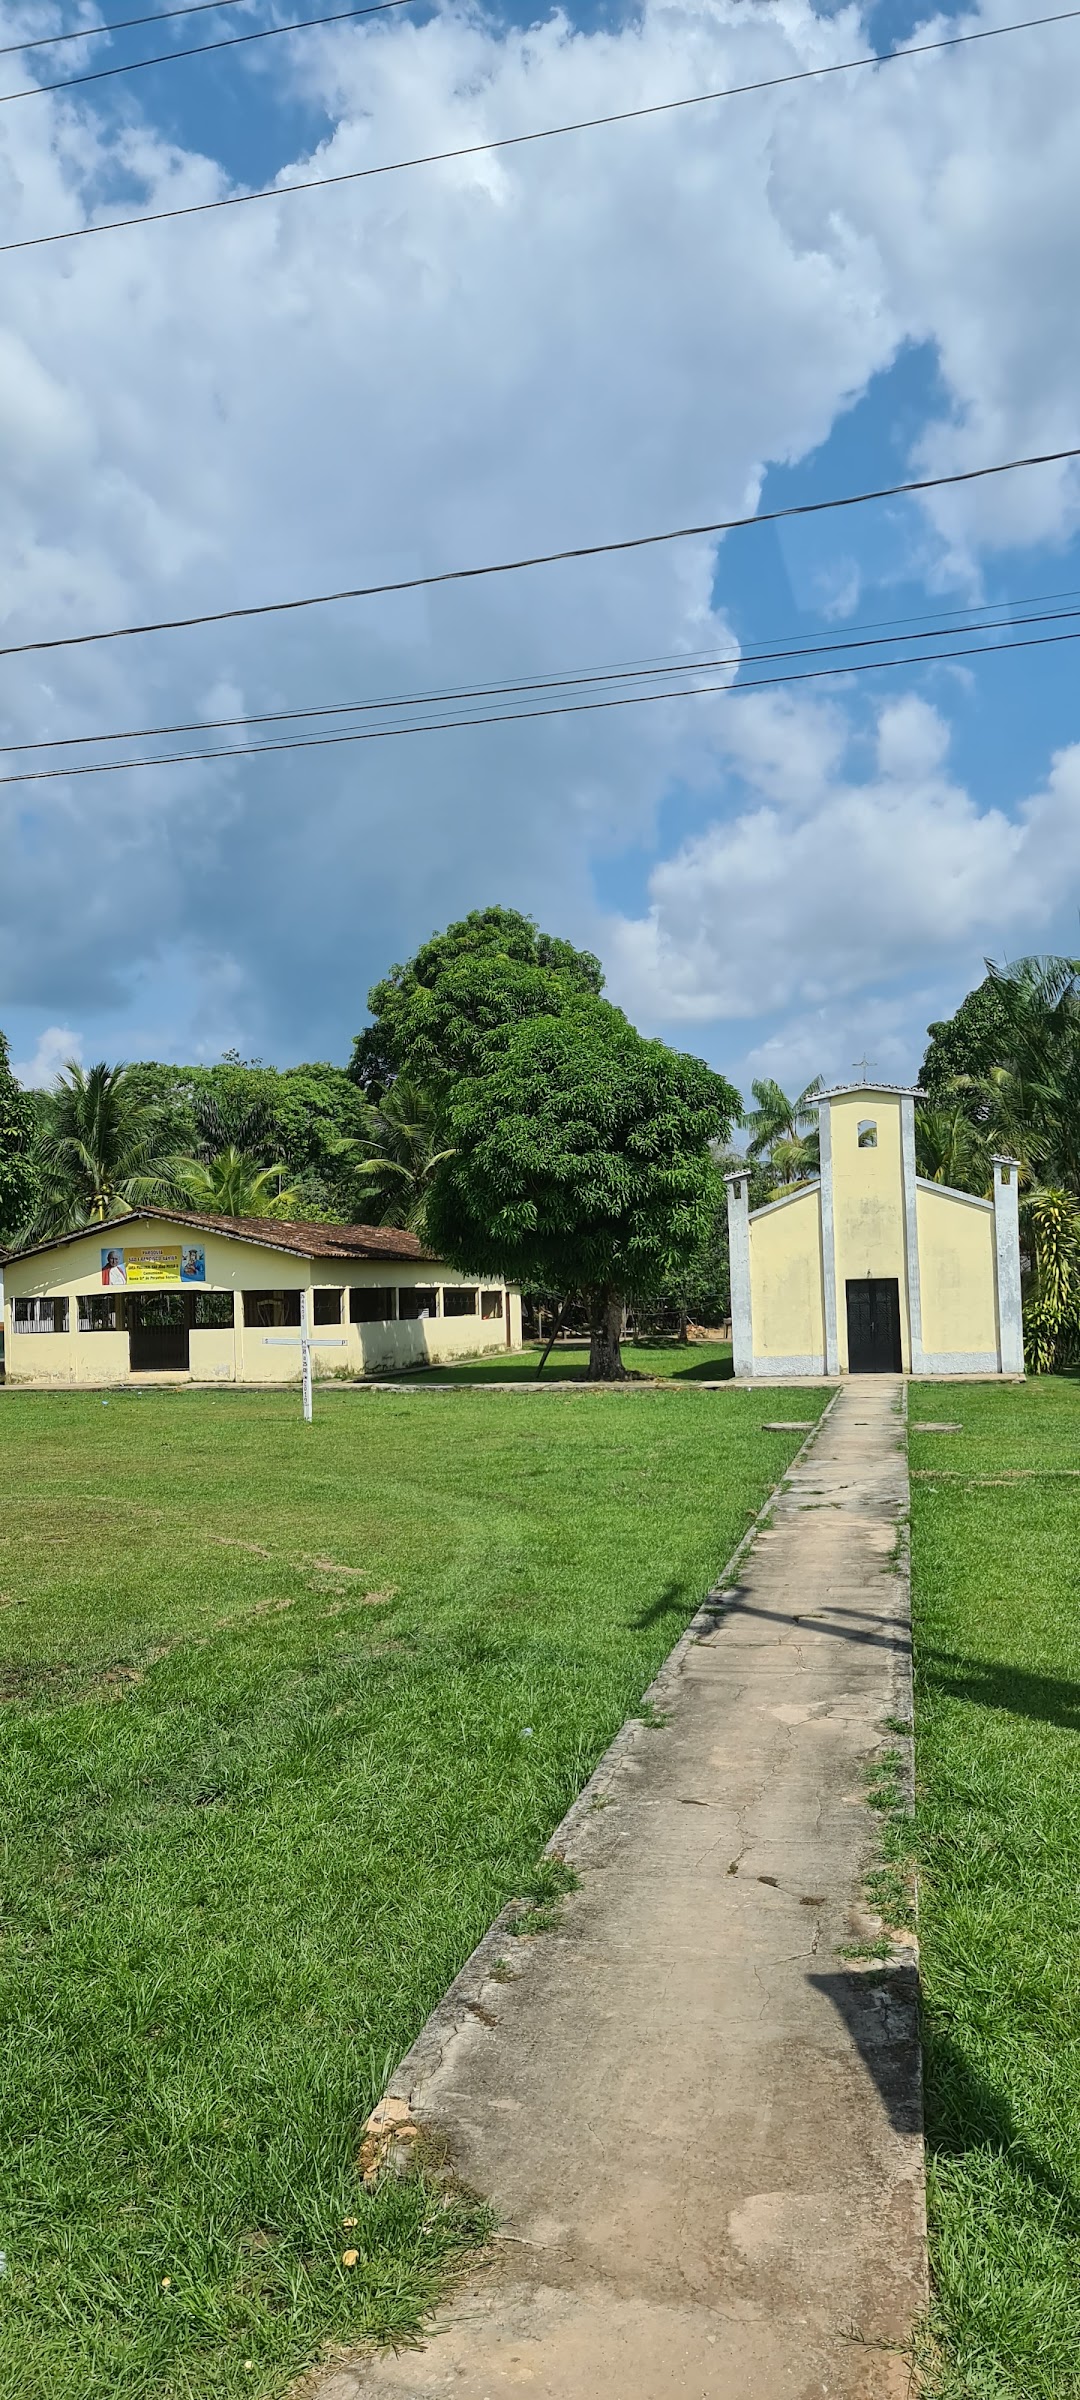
[{"x1": 845, "y1": 1278, "x2": 902, "y2": 1373}]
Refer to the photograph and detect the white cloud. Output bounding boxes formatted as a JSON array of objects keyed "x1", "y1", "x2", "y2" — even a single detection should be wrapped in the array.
[
  {"x1": 12, "y1": 1024, "x2": 83, "y2": 1089},
  {"x1": 0, "y1": 0, "x2": 1079, "y2": 1066},
  {"x1": 604, "y1": 696, "x2": 1080, "y2": 1029}
]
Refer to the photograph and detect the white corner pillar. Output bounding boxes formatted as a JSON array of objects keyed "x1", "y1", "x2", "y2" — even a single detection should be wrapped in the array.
[
  {"x1": 817, "y1": 1099, "x2": 840, "y2": 1375},
  {"x1": 900, "y1": 1094, "x2": 926, "y2": 1375},
  {"x1": 725, "y1": 1170, "x2": 754, "y2": 1378},
  {"x1": 992, "y1": 1155, "x2": 1024, "y2": 1374}
]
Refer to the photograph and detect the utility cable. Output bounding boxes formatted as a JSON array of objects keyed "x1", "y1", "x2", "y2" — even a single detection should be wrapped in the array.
[
  {"x1": 2, "y1": 444, "x2": 1078, "y2": 661},
  {"x1": 0, "y1": 0, "x2": 250, "y2": 60},
  {"x1": 2, "y1": 3, "x2": 1078, "y2": 252},
  {"x1": 4, "y1": 617, "x2": 1080, "y2": 786},
  {"x1": 6, "y1": 595, "x2": 1080, "y2": 757},
  {"x1": 0, "y1": 0, "x2": 418, "y2": 107}
]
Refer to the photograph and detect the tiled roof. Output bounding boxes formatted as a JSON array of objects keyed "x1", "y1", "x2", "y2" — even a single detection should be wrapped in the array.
[
  {"x1": 4, "y1": 1208, "x2": 435, "y2": 1266},
  {"x1": 813, "y1": 1083, "x2": 926, "y2": 1102}
]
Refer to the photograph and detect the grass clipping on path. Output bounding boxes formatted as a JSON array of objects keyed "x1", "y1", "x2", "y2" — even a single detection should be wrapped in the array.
[
  {"x1": 910, "y1": 1377, "x2": 1080, "y2": 2400},
  {"x1": 0, "y1": 1380, "x2": 820, "y2": 2400}
]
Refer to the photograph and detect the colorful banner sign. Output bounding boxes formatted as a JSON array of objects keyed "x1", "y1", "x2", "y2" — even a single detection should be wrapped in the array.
[{"x1": 100, "y1": 1246, "x2": 206, "y2": 1286}]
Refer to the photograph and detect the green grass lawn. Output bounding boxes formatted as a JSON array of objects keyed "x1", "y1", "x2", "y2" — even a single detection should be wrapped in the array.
[
  {"x1": 380, "y1": 1336, "x2": 734, "y2": 1383},
  {"x1": 909, "y1": 1377, "x2": 1080, "y2": 2398},
  {"x1": 0, "y1": 1383, "x2": 819, "y2": 2400}
]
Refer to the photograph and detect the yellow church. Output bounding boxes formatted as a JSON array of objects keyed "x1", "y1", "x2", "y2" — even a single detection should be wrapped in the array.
[{"x1": 725, "y1": 1083, "x2": 1023, "y2": 1378}]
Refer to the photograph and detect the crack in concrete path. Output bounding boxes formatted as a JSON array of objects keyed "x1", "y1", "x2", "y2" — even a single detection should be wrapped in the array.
[{"x1": 305, "y1": 1380, "x2": 925, "y2": 2400}]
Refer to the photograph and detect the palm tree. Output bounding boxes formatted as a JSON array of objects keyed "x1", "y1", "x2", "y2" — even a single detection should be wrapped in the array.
[
  {"x1": 914, "y1": 1104, "x2": 989, "y2": 1194},
  {"x1": 25, "y1": 1061, "x2": 187, "y2": 1237},
  {"x1": 351, "y1": 1080, "x2": 453, "y2": 1236},
  {"x1": 177, "y1": 1148, "x2": 300, "y2": 1220},
  {"x1": 934, "y1": 957, "x2": 1080, "y2": 1368},
  {"x1": 741, "y1": 1077, "x2": 823, "y2": 1189},
  {"x1": 189, "y1": 1093, "x2": 278, "y2": 1164}
]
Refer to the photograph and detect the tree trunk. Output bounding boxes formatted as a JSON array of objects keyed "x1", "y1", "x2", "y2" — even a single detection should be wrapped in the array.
[
  {"x1": 588, "y1": 1286, "x2": 629, "y2": 1380},
  {"x1": 536, "y1": 1296, "x2": 566, "y2": 1376}
]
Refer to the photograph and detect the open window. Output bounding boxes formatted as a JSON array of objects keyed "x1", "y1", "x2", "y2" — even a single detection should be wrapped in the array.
[
  {"x1": 14, "y1": 1297, "x2": 68, "y2": 1333},
  {"x1": 78, "y1": 1293, "x2": 121, "y2": 1332},
  {"x1": 243, "y1": 1290, "x2": 301, "y2": 1327},
  {"x1": 193, "y1": 1292, "x2": 235, "y2": 1329},
  {"x1": 442, "y1": 1287, "x2": 478, "y2": 1317},
  {"x1": 857, "y1": 1119, "x2": 878, "y2": 1148},
  {"x1": 350, "y1": 1287, "x2": 396, "y2": 1323},
  {"x1": 481, "y1": 1289, "x2": 504, "y2": 1320},
  {"x1": 313, "y1": 1288, "x2": 343, "y2": 1325},
  {"x1": 398, "y1": 1287, "x2": 438, "y2": 1320}
]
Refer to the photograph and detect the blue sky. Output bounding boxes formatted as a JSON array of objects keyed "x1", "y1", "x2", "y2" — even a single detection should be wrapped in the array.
[{"x1": 1, "y1": 0, "x2": 1079, "y2": 1100}]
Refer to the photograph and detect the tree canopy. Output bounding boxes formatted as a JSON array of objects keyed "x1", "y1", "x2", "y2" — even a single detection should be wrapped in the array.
[
  {"x1": 0, "y1": 1033, "x2": 36, "y2": 1244},
  {"x1": 177, "y1": 1149, "x2": 301, "y2": 1220},
  {"x1": 425, "y1": 995, "x2": 741, "y2": 1376},
  {"x1": 125, "y1": 1059, "x2": 371, "y2": 1218},
  {"x1": 350, "y1": 1079, "x2": 454, "y2": 1236},
  {"x1": 360, "y1": 905, "x2": 606, "y2": 1091},
  {"x1": 918, "y1": 956, "x2": 1080, "y2": 1368},
  {"x1": 25, "y1": 1062, "x2": 188, "y2": 1237},
  {"x1": 921, "y1": 972, "x2": 1019, "y2": 1098},
  {"x1": 741, "y1": 1076, "x2": 822, "y2": 1191}
]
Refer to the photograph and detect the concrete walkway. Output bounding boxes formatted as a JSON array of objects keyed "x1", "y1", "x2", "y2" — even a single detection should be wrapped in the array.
[{"x1": 314, "y1": 1379, "x2": 926, "y2": 2400}]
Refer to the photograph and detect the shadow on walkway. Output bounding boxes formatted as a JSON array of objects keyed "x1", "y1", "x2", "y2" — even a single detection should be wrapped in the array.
[
  {"x1": 705, "y1": 1594, "x2": 1080, "y2": 1737},
  {"x1": 810, "y1": 1965, "x2": 922, "y2": 2135},
  {"x1": 811, "y1": 1972, "x2": 1080, "y2": 2226},
  {"x1": 702, "y1": 1587, "x2": 907, "y2": 1653}
]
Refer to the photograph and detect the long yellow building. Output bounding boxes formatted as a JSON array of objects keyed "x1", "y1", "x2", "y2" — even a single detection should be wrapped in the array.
[
  {"x1": 726, "y1": 1084, "x2": 1023, "y2": 1378},
  {"x1": 2, "y1": 1209, "x2": 522, "y2": 1385}
]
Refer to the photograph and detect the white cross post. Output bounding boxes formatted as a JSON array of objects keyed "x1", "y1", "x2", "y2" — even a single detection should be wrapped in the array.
[
  {"x1": 262, "y1": 1296, "x2": 348, "y2": 1415},
  {"x1": 300, "y1": 1286, "x2": 313, "y2": 1424}
]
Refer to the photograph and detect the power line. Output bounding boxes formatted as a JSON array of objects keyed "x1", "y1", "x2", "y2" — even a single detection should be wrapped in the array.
[
  {"x1": 0, "y1": 0, "x2": 418, "y2": 107},
  {"x1": 7, "y1": 596, "x2": 1080, "y2": 757},
  {"x1": 3, "y1": 3, "x2": 1078, "y2": 253},
  {"x1": 0, "y1": 0, "x2": 249, "y2": 60},
  {"x1": 2, "y1": 445, "x2": 1078, "y2": 662},
  {"x1": 4, "y1": 617, "x2": 1080, "y2": 787}
]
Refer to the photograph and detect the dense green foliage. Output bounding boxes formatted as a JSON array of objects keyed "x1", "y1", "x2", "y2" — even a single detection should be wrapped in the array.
[
  {"x1": 913, "y1": 1101, "x2": 990, "y2": 1192},
  {"x1": 349, "y1": 1079, "x2": 454, "y2": 1235},
  {"x1": 25, "y1": 1061, "x2": 189, "y2": 1236},
  {"x1": 346, "y1": 1023, "x2": 398, "y2": 1101},
  {"x1": 910, "y1": 1380, "x2": 1080, "y2": 2397},
  {"x1": 427, "y1": 999, "x2": 739, "y2": 1373},
  {"x1": 917, "y1": 957, "x2": 1080, "y2": 1368},
  {"x1": 740, "y1": 1076, "x2": 822, "y2": 1191},
  {"x1": 362, "y1": 905, "x2": 606, "y2": 1093},
  {"x1": 360, "y1": 908, "x2": 738, "y2": 1373},
  {"x1": 127, "y1": 1059, "x2": 371, "y2": 1219},
  {"x1": 177, "y1": 1149, "x2": 301, "y2": 1220},
  {"x1": 0, "y1": 1030, "x2": 36, "y2": 1243},
  {"x1": 921, "y1": 975, "x2": 1018, "y2": 1098},
  {"x1": 0, "y1": 1383, "x2": 820, "y2": 2400}
]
